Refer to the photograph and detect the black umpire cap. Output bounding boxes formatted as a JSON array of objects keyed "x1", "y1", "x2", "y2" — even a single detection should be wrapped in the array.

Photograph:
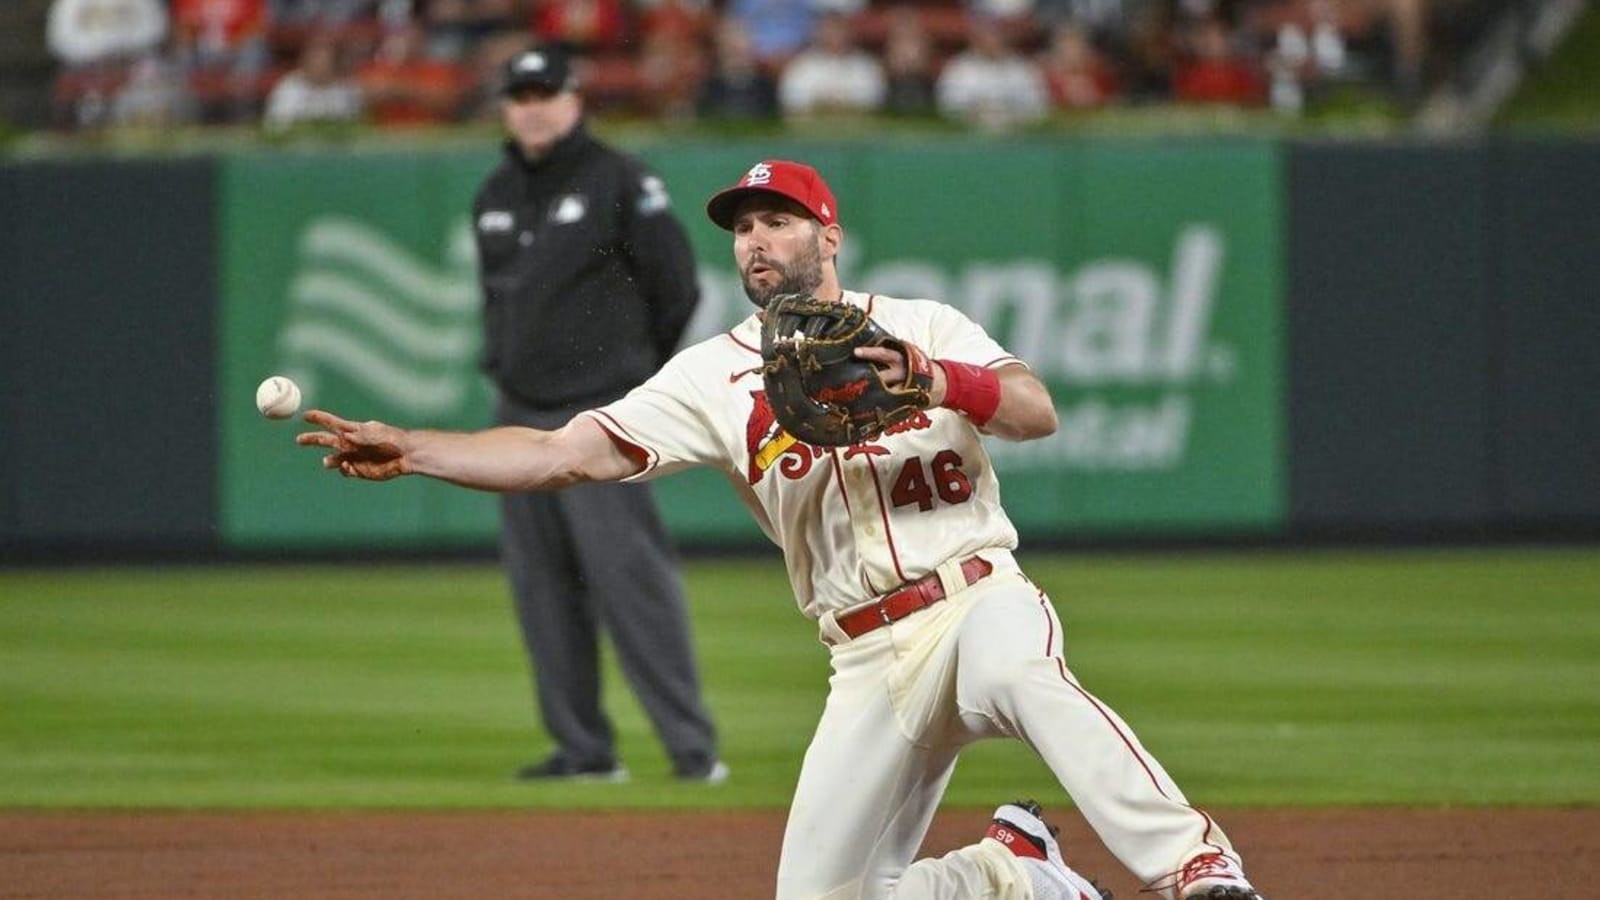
[{"x1": 501, "y1": 44, "x2": 577, "y2": 96}]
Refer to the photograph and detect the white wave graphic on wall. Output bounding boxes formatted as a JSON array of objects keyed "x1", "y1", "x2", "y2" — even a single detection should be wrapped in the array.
[
  {"x1": 299, "y1": 218, "x2": 478, "y2": 313},
  {"x1": 277, "y1": 215, "x2": 481, "y2": 417},
  {"x1": 289, "y1": 271, "x2": 476, "y2": 361},
  {"x1": 280, "y1": 325, "x2": 467, "y2": 414}
]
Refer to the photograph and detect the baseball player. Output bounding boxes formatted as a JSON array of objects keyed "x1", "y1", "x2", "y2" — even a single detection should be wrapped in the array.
[{"x1": 297, "y1": 160, "x2": 1263, "y2": 900}]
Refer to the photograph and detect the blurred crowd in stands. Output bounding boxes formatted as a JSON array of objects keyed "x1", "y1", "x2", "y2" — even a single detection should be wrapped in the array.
[{"x1": 45, "y1": 0, "x2": 1458, "y2": 133}]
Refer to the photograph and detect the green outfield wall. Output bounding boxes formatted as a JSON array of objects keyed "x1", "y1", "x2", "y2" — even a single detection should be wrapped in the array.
[
  {"x1": 2, "y1": 137, "x2": 1597, "y2": 556},
  {"x1": 218, "y1": 140, "x2": 1285, "y2": 546},
  {"x1": 0, "y1": 159, "x2": 218, "y2": 548}
]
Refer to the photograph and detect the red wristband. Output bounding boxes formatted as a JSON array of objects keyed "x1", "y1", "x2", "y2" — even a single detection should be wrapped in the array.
[{"x1": 936, "y1": 360, "x2": 1001, "y2": 426}]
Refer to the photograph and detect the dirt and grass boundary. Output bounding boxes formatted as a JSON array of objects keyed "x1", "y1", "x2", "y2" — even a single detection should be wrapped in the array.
[{"x1": 6, "y1": 807, "x2": 1594, "y2": 899}]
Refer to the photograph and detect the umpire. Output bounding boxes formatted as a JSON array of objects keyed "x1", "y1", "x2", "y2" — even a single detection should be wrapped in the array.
[{"x1": 473, "y1": 44, "x2": 722, "y2": 783}]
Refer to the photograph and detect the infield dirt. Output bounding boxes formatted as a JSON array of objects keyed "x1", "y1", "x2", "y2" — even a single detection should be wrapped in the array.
[{"x1": 3, "y1": 807, "x2": 1594, "y2": 898}]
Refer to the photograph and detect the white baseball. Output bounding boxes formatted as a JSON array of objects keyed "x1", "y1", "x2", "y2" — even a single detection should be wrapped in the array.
[{"x1": 255, "y1": 375, "x2": 302, "y2": 420}]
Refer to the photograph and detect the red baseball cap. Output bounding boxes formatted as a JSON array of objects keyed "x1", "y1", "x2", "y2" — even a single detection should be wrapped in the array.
[{"x1": 705, "y1": 160, "x2": 839, "y2": 231}]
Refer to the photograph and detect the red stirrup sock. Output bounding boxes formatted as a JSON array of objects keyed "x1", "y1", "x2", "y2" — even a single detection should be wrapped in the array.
[{"x1": 936, "y1": 360, "x2": 1001, "y2": 426}]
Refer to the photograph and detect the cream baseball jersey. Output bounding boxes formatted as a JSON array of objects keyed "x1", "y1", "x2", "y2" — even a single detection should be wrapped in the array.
[{"x1": 582, "y1": 291, "x2": 1026, "y2": 619}]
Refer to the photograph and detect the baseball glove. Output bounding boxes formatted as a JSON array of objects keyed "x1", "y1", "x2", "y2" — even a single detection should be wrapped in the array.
[{"x1": 759, "y1": 293, "x2": 934, "y2": 447}]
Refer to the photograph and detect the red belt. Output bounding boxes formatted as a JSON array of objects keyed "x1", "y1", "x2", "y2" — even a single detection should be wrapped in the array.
[{"x1": 836, "y1": 556, "x2": 995, "y2": 640}]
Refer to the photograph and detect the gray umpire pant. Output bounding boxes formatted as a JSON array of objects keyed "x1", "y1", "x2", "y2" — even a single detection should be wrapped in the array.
[{"x1": 496, "y1": 398, "x2": 717, "y2": 772}]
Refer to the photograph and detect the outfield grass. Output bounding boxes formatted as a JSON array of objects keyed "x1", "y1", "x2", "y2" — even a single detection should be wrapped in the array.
[{"x1": 1, "y1": 548, "x2": 1596, "y2": 810}]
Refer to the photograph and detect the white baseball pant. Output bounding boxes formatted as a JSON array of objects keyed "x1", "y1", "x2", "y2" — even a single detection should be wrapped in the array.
[{"x1": 775, "y1": 561, "x2": 1239, "y2": 900}]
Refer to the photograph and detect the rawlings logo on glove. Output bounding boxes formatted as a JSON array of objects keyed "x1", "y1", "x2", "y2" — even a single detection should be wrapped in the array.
[{"x1": 759, "y1": 293, "x2": 934, "y2": 447}]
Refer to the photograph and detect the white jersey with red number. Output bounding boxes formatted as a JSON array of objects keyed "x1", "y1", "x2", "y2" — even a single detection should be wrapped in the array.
[
  {"x1": 581, "y1": 291, "x2": 1024, "y2": 620},
  {"x1": 586, "y1": 290, "x2": 1255, "y2": 899}
]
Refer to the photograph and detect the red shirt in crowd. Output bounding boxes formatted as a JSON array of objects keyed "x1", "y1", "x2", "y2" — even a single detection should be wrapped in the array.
[
  {"x1": 532, "y1": 0, "x2": 629, "y2": 51},
  {"x1": 1172, "y1": 58, "x2": 1265, "y2": 105},
  {"x1": 172, "y1": 0, "x2": 267, "y2": 51}
]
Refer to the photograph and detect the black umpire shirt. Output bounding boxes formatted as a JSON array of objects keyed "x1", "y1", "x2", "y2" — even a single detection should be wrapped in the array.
[{"x1": 473, "y1": 123, "x2": 700, "y2": 412}]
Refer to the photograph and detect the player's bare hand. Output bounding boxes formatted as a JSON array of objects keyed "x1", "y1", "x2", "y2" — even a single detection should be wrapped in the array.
[
  {"x1": 854, "y1": 345, "x2": 905, "y2": 382},
  {"x1": 296, "y1": 409, "x2": 412, "y2": 481},
  {"x1": 854, "y1": 345, "x2": 948, "y2": 404}
]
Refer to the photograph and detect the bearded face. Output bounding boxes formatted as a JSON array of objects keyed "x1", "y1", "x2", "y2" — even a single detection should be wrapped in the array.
[
  {"x1": 731, "y1": 197, "x2": 832, "y2": 310},
  {"x1": 741, "y1": 235, "x2": 825, "y2": 309}
]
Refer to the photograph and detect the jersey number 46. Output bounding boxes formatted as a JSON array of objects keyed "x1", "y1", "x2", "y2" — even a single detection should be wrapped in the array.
[{"x1": 890, "y1": 451, "x2": 973, "y2": 511}]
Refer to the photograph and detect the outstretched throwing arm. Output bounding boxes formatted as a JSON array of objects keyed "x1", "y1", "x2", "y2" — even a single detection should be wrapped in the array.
[{"x1": 296, "y1": 409, "x2": 644, "y2": 491}]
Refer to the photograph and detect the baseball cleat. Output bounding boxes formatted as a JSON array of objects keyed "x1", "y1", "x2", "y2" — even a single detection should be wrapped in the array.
[
  {"x1": 987, "y1": 800, "x2": 1111, "y2": 900},
  {"x1": 1175, "y1": 852, "x2": 1261, "y2": 900}
]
